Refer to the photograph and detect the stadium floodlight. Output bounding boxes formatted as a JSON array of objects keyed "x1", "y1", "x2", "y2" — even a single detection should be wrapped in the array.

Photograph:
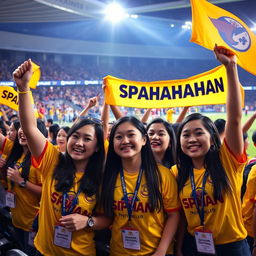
[
  {"x1": 170, "y1": 24, "x2": 175, "y2": 28},
  {"x1": 182, "y1": 24, "x2": 190, "y2": 29},
  {"x1": 130, "y1": 14, "x2": 139, "y2": 19},
  {"x1": 182, "y1": 21, "x2": 192, "y2": 30},
  {"x1": 104, "y1": 2, "x2": 128, "y2": 22},
  {"x1": 251, "y1": 26, "x2": 256, "y2": 32}
]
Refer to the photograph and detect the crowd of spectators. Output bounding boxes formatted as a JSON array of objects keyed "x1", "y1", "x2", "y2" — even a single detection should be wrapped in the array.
[
  {"x1": 1, "y1": 52, "x2": 256, "y2": 82},
  {"x1": 0, "y1": 55, "x2": 233, "y2": 82},
  {"x1": 1, "y1": 53, "x2": 256, "y2": 83},
  {"x1": 1, "y1": 53, "x2": 256, "y2": 122}
]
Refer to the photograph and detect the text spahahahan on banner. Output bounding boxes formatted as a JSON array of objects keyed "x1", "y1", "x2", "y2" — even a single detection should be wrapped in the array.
[{"x1": 103, "y1": 65, "x2": 244, "y2": 109}]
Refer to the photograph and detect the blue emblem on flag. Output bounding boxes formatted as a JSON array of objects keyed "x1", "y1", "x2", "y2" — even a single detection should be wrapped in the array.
[{"x1": 210, "y1": 16, "x2": 251, "y2": 52}]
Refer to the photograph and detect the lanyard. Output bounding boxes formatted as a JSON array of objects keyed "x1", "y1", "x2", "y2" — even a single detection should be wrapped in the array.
[
  {"x1": 62, "y1": 189, "x2": 81, "y2": 216},
  {"x1": 189, "y1": 169, "x2": 209, "y2": 226},
  {"x1": 13, "y1": 160, "x2": 25, "y2": 169},
  {"x1": 120, "y1": 168, "x2": 143, "y2": 221}
]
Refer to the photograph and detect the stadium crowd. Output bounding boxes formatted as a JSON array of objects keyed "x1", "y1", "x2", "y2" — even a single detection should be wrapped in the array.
[{"x1": 0, "y1": 47, "x2": 256, "y2": 256}]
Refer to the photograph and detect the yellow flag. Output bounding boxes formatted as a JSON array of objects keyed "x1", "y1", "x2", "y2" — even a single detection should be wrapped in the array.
[
  {"x1": 190, "y1": 0, "x2": 256, "y2": 76},
  {"x1": 0, "y1": 86, "x2": 39, "y2": 117},
  {"x1": 29, "y1": 61, "x2": 41, "y2": 89},
  {"x1": 104, "y1": 65, "x2": 244, "y2": 108}
]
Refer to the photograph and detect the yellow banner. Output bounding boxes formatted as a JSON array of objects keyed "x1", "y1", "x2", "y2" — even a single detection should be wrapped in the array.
[
  {"x1": 0, "y1": 86, "x2": 38, "y2": 117},
  {"x1": 104, "y1": 65, "x2": 244, "y2": 108},
  {"x1": 0, "y1": 86, "x2": 19, "y2": 111},
  {"x1": 29, "y1": 61, "x2": 41, "y2": 89},
  {"x1": 190, "y1": 0, "x2": 256, "y2": 76}
]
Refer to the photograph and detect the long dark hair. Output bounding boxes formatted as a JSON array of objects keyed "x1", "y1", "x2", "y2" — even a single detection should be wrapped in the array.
[
  {"x1": 0, "y1": 120, "x2": 7, "y2": 136},
  {"x1": 146, "y1": 118, "x2": 176, "y2": 168},
  {"x1": 4, "y1": 120, "x2": 48, "y2": 181},
  {"x1": 53, "y1": 118, "x2": 105, "y2": 199},
  {"x1": 49, "y1": 124, "x2": 60, "y2": 145},
  {"x1": 57, "y1": 126, "x2": 70, "y2": 136},
  {"x1": 176, "y1": 113, "x2": 231, "y2": 200},
  {"x1": 101, "y1": 116, "x2": 163, "y2": 217}
]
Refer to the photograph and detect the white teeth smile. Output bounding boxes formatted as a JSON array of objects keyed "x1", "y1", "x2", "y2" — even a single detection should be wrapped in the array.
[
  {"x1": 151, "y1": 142, "x2": 161, "y2": 146},
  {"x1": 73, "y1": 148, "x2": 84, "y2": 153},
  {"x1": 121, "y1": 146, "x2": 132, "y2": 151},
  {"x1": 188, "y1": 145, "x2": 200, "y2": 149}
]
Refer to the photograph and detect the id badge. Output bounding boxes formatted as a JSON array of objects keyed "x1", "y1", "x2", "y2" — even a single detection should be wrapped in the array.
[
  {"x1": 121, "y1": 226, "x2": 140, "y2": 250},
  {"x1": 194, "y1": 227, "x2": 215, "y2": 255},
  {"x1": 53, "y1": 225, "x2": 72, "y2": 249},
  {"x1": 28, "y1": 230, "x2": 36, "y2": 247},
  {"x1": 5, "y1": 191, "x2": 16, "y2": 208}
]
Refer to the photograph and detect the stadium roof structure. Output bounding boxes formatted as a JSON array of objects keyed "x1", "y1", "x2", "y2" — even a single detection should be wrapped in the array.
[
  {"x1": 0, "y1": 0, "x2": 255, "y2": 25},
  {"x1": 0, "y1": 0, "x2": 255, "y2": 63}
]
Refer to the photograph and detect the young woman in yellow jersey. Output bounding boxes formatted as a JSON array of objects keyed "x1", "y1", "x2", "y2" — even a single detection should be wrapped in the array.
[
  {"x1": 0, "y1": 119, "x2": 48, "y2": 256},
  {"x1": 101, "y1": 116, "x2": 180, "y2": 256},
  {"x1": 147, "y1": 118, "x2": 176, "y2": 169},
  {"x1": 13, "y1": 60, "x2": 110, "y2": 256},
  {"x1": 146, "y1": 107, "x2": 189, "y2": 169},
  {"x1": 174, "y1": 46, "x2": 250, "y2": 255}
]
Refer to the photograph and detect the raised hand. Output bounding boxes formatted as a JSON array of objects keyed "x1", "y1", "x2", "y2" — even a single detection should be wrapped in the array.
[
  {"x1": 12, "y1": 59, "x2": 33, "y2": 92},
  {"x1": 214, "y1": 44, "x2": 237, "y2": 67},
  {"x1": 87, "y1": 96, "x2": 99, "y2": 109}
]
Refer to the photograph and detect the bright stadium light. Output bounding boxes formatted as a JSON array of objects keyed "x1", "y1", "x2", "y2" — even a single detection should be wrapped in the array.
[
  {"x1": 130, "y1": 14, "x2": 139, "y2": 19},
  {"x1": 182, "y1": 21, "x2": 192, "y2": 30},
  {"x1": 104, "y1": 2, "x2": 128, "y2": 23}
]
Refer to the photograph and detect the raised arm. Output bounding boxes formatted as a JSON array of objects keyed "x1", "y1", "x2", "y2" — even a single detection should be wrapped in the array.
[
  {"x1": 110, "y1": 105, "x2": 123, "y2": 120},
  {"x1": 175, "y1": 107, "x2": 189, "y2": 123},
  {"x1": 13, "y1": 59, "x2": 46, "y2": 158},
  {"x1": 79, "y1": 96, "x2": 99, "y2": 117},
  {"x1": 0, "y1": 106, "x2": 9, "y2": 122},
  {"x1": 0, "y1": 106, "x2": 10, "y2": 132},
  {"x1": 101, "y1": 101, "x2": 110, "y2": 141},
  {"x1": 243, "y1": 112, "x2": 256, "y2": 134},
  {"x1": 141, "y1": 108, "x2": 152, "y2": 124},
  {"x1": 214, "y1": 45, "x2": 243, "y2": 156}
]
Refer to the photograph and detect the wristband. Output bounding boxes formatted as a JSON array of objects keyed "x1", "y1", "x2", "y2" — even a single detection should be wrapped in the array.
[{"x1": 18, "y1": 90, "x2": 30, "y2": 94}]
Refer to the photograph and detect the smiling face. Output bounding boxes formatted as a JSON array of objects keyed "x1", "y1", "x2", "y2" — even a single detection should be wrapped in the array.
[
  {"x1": 148, "y1": 122, "x2": 171, "y2": 155},
  {"x1": 67, "y1": 124, "x2": 98, "y2": 164},
  {"x1": 180, "y1": 119, "x2": 212, "y2": 167},
  {"x1": 18, "y1": 128, "x2": 28, "y2": 146},
  {"x1": 56, "y1": 128, "x2": 68, "y2": 151},
  {"x1": 113, "y1": 121, "x2": 146, "y2": 160},
  {"x1": 7, "y1": 123, "x2": 18, "y2": 141}
]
